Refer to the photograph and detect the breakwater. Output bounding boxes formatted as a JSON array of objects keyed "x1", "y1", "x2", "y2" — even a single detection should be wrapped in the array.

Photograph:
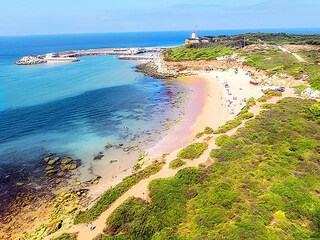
[
  {"x1": 16, "y1": 47, "x2": 168, "y2": 65},
  {"x1": 57, "y1": 47, "x2": 166, "y2": 57}
]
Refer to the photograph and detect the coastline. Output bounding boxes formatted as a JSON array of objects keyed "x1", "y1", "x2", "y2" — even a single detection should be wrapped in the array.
[
  {"x1": 47, "y1": 66, "x2": 265, "y2": 240},
  {"x1": 71, "y1": 67, "x2": 264, "y2": 224},
  {"x1": 8, "y1": 54, "x2": 265, "y2": 240}
]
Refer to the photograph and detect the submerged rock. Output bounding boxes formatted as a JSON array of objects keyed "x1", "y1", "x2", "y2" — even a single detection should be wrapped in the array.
[
  {"x1": 47, "y1": 157, "x2": 60, "y2": 165},
  {"x1": 61, "y1": 157, "x2": 72, "y2": 165},
  {"x1": 93, "y1": 153, "x2": 104, "y2": 160},
  {"x1": 46, "y1": 169, "x2": 58, "y2": 176},
  {"x1": 61, "y1": 163, "x2": 77, "y2": 171},
  {"x1": 91, "y1": 176, "x2": 102, "y2": 185},
  {"x1": 105, "y1": 144, "x2": 113, "y2": 149}
]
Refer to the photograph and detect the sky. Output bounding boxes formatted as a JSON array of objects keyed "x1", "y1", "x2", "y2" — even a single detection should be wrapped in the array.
[{"x1": 1, "y1": 0, "x2": 319, "y2": 35}]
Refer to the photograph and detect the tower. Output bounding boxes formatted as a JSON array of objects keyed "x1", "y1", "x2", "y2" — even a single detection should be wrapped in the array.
[{"x1": 191, "y1": 31, "x2": 196, "y2": 39}]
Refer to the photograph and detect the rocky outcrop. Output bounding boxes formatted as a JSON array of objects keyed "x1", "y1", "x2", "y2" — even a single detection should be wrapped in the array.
[{"x1": 136, "y1": 62, "x2": 179, "y2": 79}]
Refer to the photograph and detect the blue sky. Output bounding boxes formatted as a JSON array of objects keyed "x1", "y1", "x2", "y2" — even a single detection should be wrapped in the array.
[{"x1": 1, "y1": 0, "x2": 319, "y2": 35}]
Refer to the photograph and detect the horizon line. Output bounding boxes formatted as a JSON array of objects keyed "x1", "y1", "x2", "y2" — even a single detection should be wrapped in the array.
[{"x1": 1, "y1": 27, "x2": 319, "y2": 37}]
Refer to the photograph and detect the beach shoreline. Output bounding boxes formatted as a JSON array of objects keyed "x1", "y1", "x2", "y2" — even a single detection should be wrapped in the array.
[
  {"x1": 8, "y1": 60, "x2": 265, "y2": 240},
  {"x1": 45, "y1": 66, "x2": 266, "y2": 240},
  {"x1": 82, "y1": 67, "x2": 265, "y2": 208}
]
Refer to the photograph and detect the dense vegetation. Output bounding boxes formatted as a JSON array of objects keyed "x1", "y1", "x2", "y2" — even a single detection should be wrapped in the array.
[
  {"x1": 74, "y1": 162, "x2": 163, "y2": 224},
  {"x1": 169, "y1": 158, "x2": 186, "y2": 169},
  {"x1": 243, "y1": 49, "x2": 320, "y2": 90},
  {"x1": 189, "y1": 33, "x2": 320, "y2": 48},
  {"x1": 177, "y1": 143, "x2": 208, "y2": 160},
  {"x1": 100, "y1": 98, "x2": 320, "y2": 239},
  {"x1": 163, "y1": 45, "x2": 233, "y2": 61}
]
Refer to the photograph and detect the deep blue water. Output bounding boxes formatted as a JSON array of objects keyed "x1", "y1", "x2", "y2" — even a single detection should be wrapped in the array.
[{"x1": 0, "y1": 29, "x2": 319, "y2": 178}]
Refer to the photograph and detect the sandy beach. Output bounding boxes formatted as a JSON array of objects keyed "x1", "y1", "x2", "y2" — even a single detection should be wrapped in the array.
[{"x1": 147, "y1": 68, "x2": 263, "y2": 158}]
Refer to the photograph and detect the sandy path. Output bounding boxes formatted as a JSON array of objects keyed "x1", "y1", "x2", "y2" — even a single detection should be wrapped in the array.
[{"x1": 278, "y1": 45, "x2": 306, "y2": 62}]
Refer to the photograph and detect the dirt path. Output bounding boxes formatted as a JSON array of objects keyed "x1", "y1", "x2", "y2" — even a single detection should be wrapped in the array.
[{"x1": 278, "y1": 45, "x2": 306, "y2": 63}]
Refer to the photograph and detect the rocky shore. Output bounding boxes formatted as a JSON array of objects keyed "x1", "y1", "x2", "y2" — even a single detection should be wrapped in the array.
[
  {"x1": 135, "y1": 61, "x2": 179, "y2": 79},
  {"x1": 0, "y1": 153, "x2": 84, "y2": 240}
]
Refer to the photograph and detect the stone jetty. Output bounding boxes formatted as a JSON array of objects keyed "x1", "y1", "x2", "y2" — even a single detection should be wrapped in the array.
[{"x1": 16, "y1": 46, "x2": 172, "y2": 65}]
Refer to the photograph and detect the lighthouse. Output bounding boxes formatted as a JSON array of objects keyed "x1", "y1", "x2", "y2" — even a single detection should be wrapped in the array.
[{"x1": 191, "y1": 31, "x2": 196, "y2": 39}]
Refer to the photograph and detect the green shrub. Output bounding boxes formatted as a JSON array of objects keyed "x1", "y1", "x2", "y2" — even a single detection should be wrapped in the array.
[
  {"x1": 309, "y1": 103, "x2": 320, "y2": 116},
  {"x1": 214, "y1": 118, "x2": 242, "y2": 134},
  {"x1": 215, "y1": 135, "x2": 236, "y2": 147},
  {"x1": 169, "y1": 158, "x2": 186, "y2": 169},
  {"x1": 238, "y1": 112, "x2": 254, "y2": 120},
  {"x1": 271, "y1": 65, "x2": 284, "y2": 73},
  {"x1": 204, "y1": 126, "x2": 214, "y2": 134},
  {"x1": 178, "y1": 143, "x2": 208, "y2": 159}
]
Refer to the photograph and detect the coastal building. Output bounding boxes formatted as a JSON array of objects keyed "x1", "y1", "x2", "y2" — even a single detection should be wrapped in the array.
[{"x1": 185, "y1": 32, "x2": 210, "y2": 45}]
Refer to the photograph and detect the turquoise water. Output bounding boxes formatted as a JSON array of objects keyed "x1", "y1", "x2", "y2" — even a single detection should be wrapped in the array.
[{"x1": 0, "y1": 55, "x2": 183, "y2": 167}]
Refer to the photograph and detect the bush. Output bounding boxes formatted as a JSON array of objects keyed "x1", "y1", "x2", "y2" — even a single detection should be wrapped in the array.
[
  {"x1": 169, "y1": 159, "x2": 186, "y2": 169},
  {"x1": 178, "y1": 143, "x2": 208, "y2": 160},
  {"x1": 214, "y1": 119, "x2": 242, "y2": 134},
  {"x1": 309, "y1": 103, "x2": 320, "y2": 116},
  {"x1": 215, "y1": 135, "x2": 236, "y2": 147},
  {"x1": 204, "y1": 126, "x2": 214, "y2": 134},
  {"x1": 238, "y1": 112, "x2": 254, "y2": 120}
]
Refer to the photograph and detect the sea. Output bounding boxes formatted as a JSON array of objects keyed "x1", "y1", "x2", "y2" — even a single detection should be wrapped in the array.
[{"x1": 0, "y1": 28, "x2": 319, "y2": 200}]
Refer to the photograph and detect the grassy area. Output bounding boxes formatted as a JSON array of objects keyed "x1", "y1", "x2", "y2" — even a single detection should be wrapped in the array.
[
  {"x1": 169, "y1": 158, "x2": 186, "y2": 169},
  {"x1": 74, "y1": 162, "x2": 163, "y2": 224},
  {"x1": 177, "y1": 143, "x2": 208, "y2": 159},
  {"x1": 298, "y1": 50, "x2": 320, "y2": 64},
  {"x1": 99, "y1": 98, "x2": 320, "y2": 239},
  {"x1": 243, "y1": 49, "x2": 320, "y2": 90},
  {"x1": 163, "y1": 45, "x2": 233, "y2": 61}
]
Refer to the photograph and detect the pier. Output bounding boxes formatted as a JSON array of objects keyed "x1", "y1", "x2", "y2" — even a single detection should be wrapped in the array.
[
  {"x1": 16, "y1": 47, "x2": 169, "y2": 65},
  {"x1": 57, "y1": 47, "x2": 166, "y2": 58}
]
